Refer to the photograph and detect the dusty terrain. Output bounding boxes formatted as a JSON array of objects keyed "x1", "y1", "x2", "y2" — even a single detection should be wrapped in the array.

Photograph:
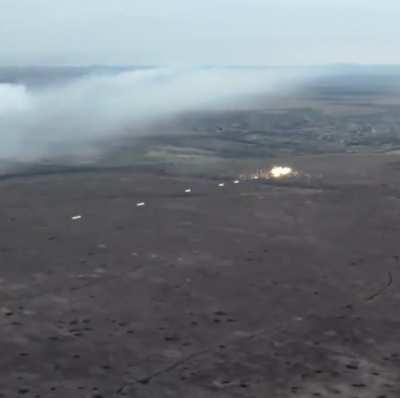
[
  {"x1": 2, "y1": 66, "x2": 400, "y2": 397},
  {"x1": 1, "y1": 153, "x2": 400, "y2": 397}
]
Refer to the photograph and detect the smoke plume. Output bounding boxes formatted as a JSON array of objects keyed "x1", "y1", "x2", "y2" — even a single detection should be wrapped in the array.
[{"x1": 0, "y1": 67, "x2": 306, "y2": 162}]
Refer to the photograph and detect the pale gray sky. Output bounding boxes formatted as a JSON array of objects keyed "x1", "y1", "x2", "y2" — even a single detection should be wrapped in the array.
[{"x1": 1, "y1": 0, "x2": 399, "y2": 66}]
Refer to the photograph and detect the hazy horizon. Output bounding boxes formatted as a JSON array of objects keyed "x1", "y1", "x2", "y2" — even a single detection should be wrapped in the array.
[
  {"x1": 2, "y1": 1, "x2": 400, "y2": 166},
  {"x1": 2, "y1": 0, "x2": 400, "y2": 66},
  {"x1": 3, "y1": 63, "x2": 400, "y2": 68}
]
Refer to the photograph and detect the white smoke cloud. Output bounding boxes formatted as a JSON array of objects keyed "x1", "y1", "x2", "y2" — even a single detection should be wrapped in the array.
[
  {"x1": 0, "y1": 84, "x2": 32, "y2": 115},
  {"x1": 0, "y1": 67, "x2": 308, "y2": 162}
]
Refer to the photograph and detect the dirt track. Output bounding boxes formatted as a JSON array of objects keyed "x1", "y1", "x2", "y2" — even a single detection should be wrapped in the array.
[{"x1": 1, "y1": 154, "x2": 400, "y2": 397}]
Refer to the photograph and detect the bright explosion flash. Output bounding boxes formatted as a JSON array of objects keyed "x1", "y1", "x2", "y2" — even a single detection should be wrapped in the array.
[
  {"x1": 270, "y1": 166, "x2": 293, "y2": 179},
  {"x1": 240, "y1": 165, "x2": 297, "y2": 181}
]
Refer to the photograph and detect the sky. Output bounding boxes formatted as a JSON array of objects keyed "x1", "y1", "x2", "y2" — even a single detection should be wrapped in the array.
[{"x1": 1, "y1": 0, "x2": 400, "y2": 66}]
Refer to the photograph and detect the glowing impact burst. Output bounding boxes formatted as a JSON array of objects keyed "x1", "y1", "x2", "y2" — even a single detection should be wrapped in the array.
[
  {"x1": 240, "y1": 165, "x2": 297, "y2": 181},
  {"x1": 270, "y1": 166, "x2": 294, "y2": 179}
]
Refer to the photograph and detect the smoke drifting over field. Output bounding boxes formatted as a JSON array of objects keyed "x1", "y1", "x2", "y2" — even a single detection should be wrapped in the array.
[{"x1": 0, "y1": 67, "x2": 306, "y2": 162}]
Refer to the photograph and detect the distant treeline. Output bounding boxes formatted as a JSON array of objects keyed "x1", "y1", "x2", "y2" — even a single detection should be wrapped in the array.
[{"x1": 0, "y1": 65, "x2": 153, "y2": 88}]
